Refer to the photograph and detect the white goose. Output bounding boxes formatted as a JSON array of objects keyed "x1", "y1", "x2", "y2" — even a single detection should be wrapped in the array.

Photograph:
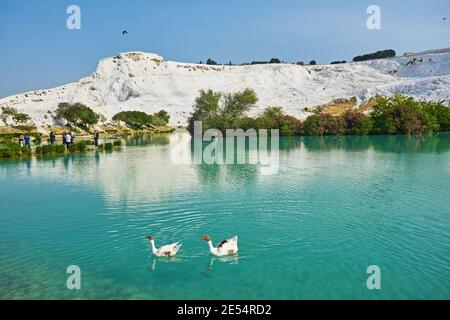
[
  {"x1": 147, "y1": 236, "x2": 182, "y2": 257},
  {"x1": 201, "y1": 235, "x2": 239, "y2": 257}
]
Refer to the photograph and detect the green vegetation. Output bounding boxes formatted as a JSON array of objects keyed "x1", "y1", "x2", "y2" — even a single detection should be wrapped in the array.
[
  {"x1": 303, "y1": 96, "x2": 449, "y2": 136},
  {"x1": 187, "y1": 88, "x2": 258, "y2": 134},
  {"x1": 0, "y1": 143, "x2": 31, "y2": 159},
  {"x1": 104, "y1": 142, "x2": 114, "y2": 151},
  {"x1": 1, "y1": 107, "x2": 32, "y2": 125},
  {"x1": 112, "y1": 110, "x2": 170, "y2": 129},
  {"x1": 55, "y1": 103, "x2": 100, "y2": 129},
  {"x1": 35, "y1": 144, "x2": 66, "y2": 156},
  {"x1": 206, "y1": 58, "x2": 218, "y2": 65},
  {"x1": 188, "y1": 90, "x2": 450, "y2": 137},
  {"x1": 353, "y1": 49, "x2": 396, "y2": 62},
  {"x1": 330, "y1": 60, "x2": 347, "y2": 65}
]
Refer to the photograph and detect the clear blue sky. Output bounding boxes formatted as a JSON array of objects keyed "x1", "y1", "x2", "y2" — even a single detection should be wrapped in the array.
[{"x1": 1, "y1": 0, "x2": 449, "y2": 97}]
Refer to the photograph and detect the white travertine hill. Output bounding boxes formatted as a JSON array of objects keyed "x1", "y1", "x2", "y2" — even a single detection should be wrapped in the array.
[{"x1": 1, "y1": 49, "x2": 449, "y2": 127}]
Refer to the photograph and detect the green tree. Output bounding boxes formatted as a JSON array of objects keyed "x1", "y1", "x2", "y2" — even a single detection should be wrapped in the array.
[
  {"x1": 222, "y1": 88, "x2": 258, "y2": 119},
  {"x1": 112, "y1": 111, "x2": 154, "y2": 129},
  {"x1": 56, "y1": 102, "x2": 100, "y2": 129},
  {"x1": 153, "y1": 110, "x2": 170, "y2": 126}
]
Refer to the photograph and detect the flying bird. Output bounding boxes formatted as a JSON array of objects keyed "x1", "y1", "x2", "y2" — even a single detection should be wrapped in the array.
[
  {"x1": 122, "y1": 30, "x2": 128, "y2": 35},
  {"x1": 443, "y1": 17, "x2": 447, "y2": 22}
]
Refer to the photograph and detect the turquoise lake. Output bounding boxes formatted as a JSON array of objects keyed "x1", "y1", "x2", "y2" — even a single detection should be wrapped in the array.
[{"x1": 0, "y1": 132, "x2": 449, "y2": 300}]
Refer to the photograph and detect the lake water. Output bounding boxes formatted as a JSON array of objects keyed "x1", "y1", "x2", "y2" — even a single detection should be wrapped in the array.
[{"x1": 0, "y1": 132, "x2": 449, "y2": 300}]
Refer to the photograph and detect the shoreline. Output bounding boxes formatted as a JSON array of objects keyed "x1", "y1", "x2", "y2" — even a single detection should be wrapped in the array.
[{"x1": 0, "y1": 128, "x2": 176, "y2": 161}]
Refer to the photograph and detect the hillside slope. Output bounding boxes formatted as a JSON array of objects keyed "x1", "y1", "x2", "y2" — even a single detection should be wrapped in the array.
[{"x1": 1, "y1": 50, "x2": 449, "y2": 127}]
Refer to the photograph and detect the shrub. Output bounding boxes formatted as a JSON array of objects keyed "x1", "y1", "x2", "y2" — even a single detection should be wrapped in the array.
[
  {"x1": 353, "y1": 49, "x2": 396, "y2": 62},
  {"x1": 113, "y1": 140, "x2": 122, "y2": 147},
  {"x1": 104, "y1": 142, "x2": 113, "y2": 150},
  {"x1": 344, "y1": 112, "x2": 373, "y2": 135},
  {"x1": 309, "y1": 60, "x2": 317, "y2": 65},
  {"x1": 282, "y1": 116, "x2": 302, "y2": 136},
  {"x1": 331, "y1": 60, "x2": 346, "y2": 65},
  {"x1": 65, "y1": 141, "x2": 88, "y2": 153},
  {"x1": 55, "y1": 144, "x2": 66, "y2": 154},
  {"x1": 421, "y1": 101, "x2": 450, "y2": 131},
  {"x1": 370, "y1": 95, "x2": 438, "y2": 135},
  {"x1": 206, "y1": 58, "x2": 218, "y2": 65},
  {"x1": 302, "y1": 114, "x2": 345, "y2": 136},
  {"x1": 302, "y1": 115, "x2": 323, "y2": 136}
]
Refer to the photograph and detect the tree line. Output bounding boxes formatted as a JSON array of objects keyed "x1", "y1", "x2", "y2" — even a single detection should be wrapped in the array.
[{"x1": 188, "y1": 89, "x2": 450, "y2": 136}]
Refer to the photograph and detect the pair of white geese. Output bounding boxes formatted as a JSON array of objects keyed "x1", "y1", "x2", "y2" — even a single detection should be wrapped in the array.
[{"x1": 147, "y1": 235, "x2": 238, "y2": 257}]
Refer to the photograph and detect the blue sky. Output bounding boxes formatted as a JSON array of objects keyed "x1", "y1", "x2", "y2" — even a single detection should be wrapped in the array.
[{"x1": 0, "y1": 0, "x2": 449, "y2": 97}]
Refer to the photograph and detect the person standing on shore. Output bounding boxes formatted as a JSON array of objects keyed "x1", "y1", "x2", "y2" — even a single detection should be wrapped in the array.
[
  {"x1": 49, "y1": 132, "x2": 56, "y2": 145},
  {"x1": 94, "y1": 131, "x2": 99, "y2": 147},
  {"x1": 18, "y1": 134, "x2": 24, "y2": 147},
  {"x1": 24, "y1": 134, "x2": 31, "y2": 148},
  {"x1": 64, "y1": 132, "x2": 72, "y2": 150}
]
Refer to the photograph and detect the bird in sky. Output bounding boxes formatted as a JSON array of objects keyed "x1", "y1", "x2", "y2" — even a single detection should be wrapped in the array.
[{"x1": 122, "y1": 30, "x2": 128, "y2": 36}]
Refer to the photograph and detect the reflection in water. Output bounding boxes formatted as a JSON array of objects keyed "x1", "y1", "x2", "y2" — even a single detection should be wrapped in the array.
[
  {"x1": 149, "y1": 256, "x2": 183, "y2": 272},
  {"x1": 2, "y1": 132, "x2": 449, "y2": 205},
  {"x1": 203, "y1": 255, "x2": 240, "y2": 275},
  {"x1": 124, "y1": 133, "x2": 171, "y2": 147},
  {"x1": 301, "y1": 133, "x2": 450, "y2": 154}
]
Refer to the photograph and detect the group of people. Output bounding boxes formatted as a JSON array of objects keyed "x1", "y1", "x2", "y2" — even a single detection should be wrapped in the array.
[
  {"x1": 18, "y1": 131, "x2": 101, "y2": 149},
  {"x1": 61, "y1": 132, "x2": 76, "y2": 149},
  {"x1": 18, "y1": 134, "x2": 31, "y2": 148}
]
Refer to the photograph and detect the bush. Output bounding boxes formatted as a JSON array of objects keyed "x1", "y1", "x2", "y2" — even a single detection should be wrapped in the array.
[
  {"x1": 104, "y1": 142, "x2": 113, "y2": 150},
  {"x1": 73, "y1": 141, "x2": 88, "y2": 152},
  {"x1": 55, "y1": 144, "x2": 66, "y2": 154},
  {"x1": 309, "y1": 60, "x2": 317, "y2": 65},
  {"x1": 302, "y1": 114, "x2": 345, "y2": 136},
  {"x1": 113, "y1": 140, "x2": 122, "y2": 147},
  {"x1": 0, "y1": 143, "x2": 32, "y2": 159},
  {"x1": 353, "y1": 49, "x2": 396, "y2": 62},
  {"x1": 344, "y1": 112, "x2": 373, "y2": 135},
  {"x1": 302, "y1": 115, "x2": 322, "y2": 136},
  {"x1": 331, "y1": 60, "x2": 346, "y2": 65},
  {"x1": 56, "y1": 102, "x2": 100, "y2": 129},
  {"x1": 370, "y1": 95, "x2": 438, "y2": 135},
  {"x1": 421, "y1": 101, "x2": 450, "y2": 131},
  {"x1": 206, "y1": 58, "x2": 218, "y2": 65}
]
